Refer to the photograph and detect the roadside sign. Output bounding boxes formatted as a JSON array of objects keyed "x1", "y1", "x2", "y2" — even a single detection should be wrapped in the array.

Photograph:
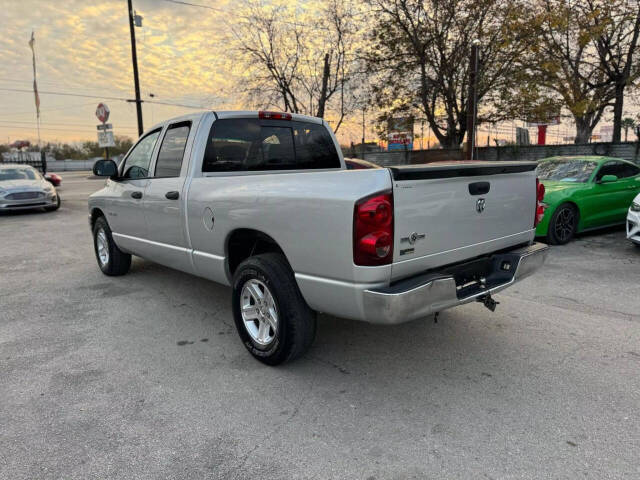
[
  {"x1": 96, "y1": 123, "x2": 113, "y2": 131},
  {"x1": 98, "y1": 130, "x2": 115, "y2": 148},
  {"x1": 95, "y1": 103, "x2": 110, "y2": 123}
]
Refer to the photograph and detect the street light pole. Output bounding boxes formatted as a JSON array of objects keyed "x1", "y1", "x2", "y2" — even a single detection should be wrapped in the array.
[
  {"x1": 128, "y1": 0, "x2": 143, "y2": 137},
  {"x1": 466, "y1": 40, "x2": 480, "y2": 160},
  {"x1": 361, "y1": 107, "x2": 366, "y2": 160}
]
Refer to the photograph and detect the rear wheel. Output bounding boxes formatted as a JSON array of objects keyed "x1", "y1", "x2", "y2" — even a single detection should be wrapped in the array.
[
  {"x1": 92, "y1": 216, "x2": 131, "y2": 276},
  {"x1": 232, "y1": 253, "x2": 316, "y2": 365},
  {"x1": 547, "y1": 203, "x2": 578, "y2": 245}
]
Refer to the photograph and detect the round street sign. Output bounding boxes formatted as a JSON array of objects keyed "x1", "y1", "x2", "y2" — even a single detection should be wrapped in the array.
[{"x1": 95, "y1": 103, "x2": 110, "y2": 124}]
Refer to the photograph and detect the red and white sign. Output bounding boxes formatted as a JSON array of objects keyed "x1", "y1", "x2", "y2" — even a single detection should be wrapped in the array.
[{"x1": 95, "y1": 103, "x2": 110, "y2": 124}]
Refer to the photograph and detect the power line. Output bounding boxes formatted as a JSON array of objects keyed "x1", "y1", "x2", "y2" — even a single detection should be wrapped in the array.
[{"x1": 0, "y1": 87, "x2": 206, "y2": 110}]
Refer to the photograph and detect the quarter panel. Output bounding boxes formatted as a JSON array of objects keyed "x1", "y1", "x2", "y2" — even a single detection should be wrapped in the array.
[{"x1": 186, "y1": 168, "x2": 393, "y2": 285}]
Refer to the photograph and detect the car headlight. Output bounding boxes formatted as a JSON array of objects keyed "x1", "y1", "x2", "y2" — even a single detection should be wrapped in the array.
[{"x1": 631, "y1": 201, "x2": 640, "y2": 212}]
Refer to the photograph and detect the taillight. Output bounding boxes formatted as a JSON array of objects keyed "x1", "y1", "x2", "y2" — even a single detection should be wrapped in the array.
[
  {"x1": 354, "y1": 192, "x2": 393, "y2": 266},
  {"x1": 258, "y1": 111, "x2": 292, "y2": 120},
  {"x1": 534, "y1": 178, "x2": 546, "y2": 227}
]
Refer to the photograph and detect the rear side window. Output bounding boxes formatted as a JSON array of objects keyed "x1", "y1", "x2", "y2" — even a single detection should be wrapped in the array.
[
  {"x1": 203, "y1": 118, "x2": 340, "y2": 172},
  {"x1": 155, "y1": 122, "x2": 191, "y2": 177}
]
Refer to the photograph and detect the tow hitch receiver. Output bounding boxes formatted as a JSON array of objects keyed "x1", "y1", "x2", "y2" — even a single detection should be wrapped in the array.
[{"x1": 478, "y1": 294, "x2": 499, "y2": 312}]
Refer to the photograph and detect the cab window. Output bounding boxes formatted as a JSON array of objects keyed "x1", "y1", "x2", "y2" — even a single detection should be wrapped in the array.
[{"x1": 121, "y1": 129, "x2": 161, "y2": 179}]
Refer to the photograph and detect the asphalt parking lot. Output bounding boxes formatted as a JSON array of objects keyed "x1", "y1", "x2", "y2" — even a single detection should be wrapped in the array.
[{"x1": 1, "y1": 171, "x2": 639, "y2": 479}]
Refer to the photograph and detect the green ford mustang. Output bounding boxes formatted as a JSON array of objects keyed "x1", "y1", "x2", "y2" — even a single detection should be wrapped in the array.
[{"x1": 535, "y1": 156, "x2": 640, "y2": 244}]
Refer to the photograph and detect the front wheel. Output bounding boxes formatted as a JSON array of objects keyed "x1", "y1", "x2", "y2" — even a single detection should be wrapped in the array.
[
  {"x1": 92, "y1": 216, "x2": 131, "y2": 276},
  {"x1": 44, "y1": 193, "x2": 61, "y2": 211},
  {"x1": 547, "y1": 203, "x2": 578, "y2": 245},
  {"x1": 232, "y1": 253, "x2": 316, "y2": 365}
]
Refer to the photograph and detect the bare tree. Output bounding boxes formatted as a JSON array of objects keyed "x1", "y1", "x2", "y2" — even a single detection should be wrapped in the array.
[
  {"x1": 588, "y1": 0, "x2": 640, "y2": 143},
  {"x1": 231, "y1": 0, "x2": 359, "y2": 132}
]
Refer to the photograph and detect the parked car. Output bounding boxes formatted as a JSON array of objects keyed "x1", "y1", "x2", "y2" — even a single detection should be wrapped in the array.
[
  {"x1": 627, "y1": 193, "x2": 640, "y2": 247},
  {"x1": 44, "y1": 172, "x2": 62, "y2": 187},
  {"x1": 535, "y1": 156, "x2": 640, "y2": 244},
  {"x1": 89, "y1": 110, "x2": 548, "y2": 365},
  {"x1": 0, "y1": 164, "x2": 60, "y2": 212}
]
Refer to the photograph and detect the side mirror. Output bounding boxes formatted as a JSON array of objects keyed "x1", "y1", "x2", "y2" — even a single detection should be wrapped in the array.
[
  {"x1": 93, "y1": 159, "x2": 118, "y2": 178},
  {"x1": 599, "y1": 174, "x2": 618, "y2": 183}
]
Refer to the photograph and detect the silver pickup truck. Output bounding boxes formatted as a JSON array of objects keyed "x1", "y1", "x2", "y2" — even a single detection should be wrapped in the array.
[{"x1": 89, "y1": 111, "x2": 548, "y2": 364}]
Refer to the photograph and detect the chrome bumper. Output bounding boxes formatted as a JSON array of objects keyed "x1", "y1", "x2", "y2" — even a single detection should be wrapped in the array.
[{"x1": 362, "y1": 242, "x2": 549, "y2": 324}]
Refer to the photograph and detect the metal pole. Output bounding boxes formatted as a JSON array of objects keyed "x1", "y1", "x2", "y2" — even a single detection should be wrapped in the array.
[
  {"x1": 128, "y1": 0, "x2": 143, "y2": 137},
  {"x1": 466, "y1": 42, "x2": 479, "y2": 160},
  {"x1": 361, "y1": 107, "x2": 365, "y2": 159}
]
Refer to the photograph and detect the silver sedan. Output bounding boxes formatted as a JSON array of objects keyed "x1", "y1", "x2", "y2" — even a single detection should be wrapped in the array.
[{"x1": 0, "y1": 164, "x2": 60, "y2": 212}]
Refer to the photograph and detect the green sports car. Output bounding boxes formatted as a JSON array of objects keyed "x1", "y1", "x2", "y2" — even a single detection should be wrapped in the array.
[{"x1": 535, "y1": 156, "x2": 640, "y2": 244}]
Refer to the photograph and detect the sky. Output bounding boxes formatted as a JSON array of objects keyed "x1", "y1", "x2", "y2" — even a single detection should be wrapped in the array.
[
  {"x1": 0, "y1": 0, "x2": 633, "y2": 148},
  {"x1": 0, "y1": 0, "x2": 375, "y2": 145}
]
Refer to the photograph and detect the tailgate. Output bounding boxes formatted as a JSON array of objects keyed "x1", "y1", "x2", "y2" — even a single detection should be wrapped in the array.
[{"x1": 389, "y1": 162, "x2": 537, "y2": 280}]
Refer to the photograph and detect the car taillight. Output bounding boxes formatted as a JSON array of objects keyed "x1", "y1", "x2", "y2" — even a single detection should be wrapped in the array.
[
  {"x1": 258, "y1": 111, "x2": 292, "y2": 120},
  {"x1": 354, "y1": 192, "x2": 393, "y2": 266},
  {"x1": 534, "y1": 178, "x2": 546, "y2": 227}
]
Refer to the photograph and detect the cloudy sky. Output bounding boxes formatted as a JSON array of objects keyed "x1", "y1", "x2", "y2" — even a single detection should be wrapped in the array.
[{"x1": 1, "y1": 0, "x2": 370, "y2": 145}]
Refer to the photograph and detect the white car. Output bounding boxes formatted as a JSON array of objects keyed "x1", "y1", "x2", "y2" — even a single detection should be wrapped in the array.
[
  {"x1": 0, "y1": 164, "x2": 60, "y2": 212},
  {"x1": 627, "y1": 193, "x2": 640, "y2": 246}
]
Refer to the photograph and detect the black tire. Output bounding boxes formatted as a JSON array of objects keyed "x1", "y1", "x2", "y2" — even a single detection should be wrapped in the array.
[
  {"x1": 44, "y1": 193, "x2": 61, "y2": 211},
  {"x1": 232, "y1": 253, "x2": 316, "y2": 365},
  {"x1": 547, "y1": 203, "x2": 578, "y2": 245},
  {"x1": 92, "y1": 216, "x2": 131, "y2": 276}
]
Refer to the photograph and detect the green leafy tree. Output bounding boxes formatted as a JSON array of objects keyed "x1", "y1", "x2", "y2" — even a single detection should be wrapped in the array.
[
  {"x1": 526, "y1": 0, "x2": 617, "y2": 144},
  {"x1": 621, "y1": 116, "x2": 636, "y2": 140}
]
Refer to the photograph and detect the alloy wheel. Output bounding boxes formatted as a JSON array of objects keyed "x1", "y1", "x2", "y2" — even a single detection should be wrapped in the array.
[{"x1": 240, "y1": 279, "x2": 278, "y2": 346}]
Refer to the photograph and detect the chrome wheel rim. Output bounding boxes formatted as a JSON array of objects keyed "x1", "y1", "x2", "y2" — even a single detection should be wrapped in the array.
[
  {"x1": 554, "y1": 207, "x2": 575, "y2": 242},
  {"x1": 240, "y1": 279, "x2": 278, "y2": 346},
  {"x1": 96, "y1": 229, "x2": 109, "y2": 266}
]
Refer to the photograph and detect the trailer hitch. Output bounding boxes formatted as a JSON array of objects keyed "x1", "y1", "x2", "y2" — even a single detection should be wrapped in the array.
[{"x1": 478, "y1": 294, "x2": 499, "y2": 312}]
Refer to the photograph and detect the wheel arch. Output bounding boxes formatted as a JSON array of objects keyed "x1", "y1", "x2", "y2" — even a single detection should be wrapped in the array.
[
  {"x1": 225, "y1": 228, "x2": 292, "y2": 279},
  {"x1": 90, "y1": 207, "x2": 106, "y2": 230}
]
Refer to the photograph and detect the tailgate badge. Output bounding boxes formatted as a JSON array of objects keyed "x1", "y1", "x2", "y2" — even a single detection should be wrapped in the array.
[
  {"x1": 401, "y1": 232, "x2": 426, "y2": 245},
  {"x1": 476, "y1": 198, "x2": 486, "y2": 213}
]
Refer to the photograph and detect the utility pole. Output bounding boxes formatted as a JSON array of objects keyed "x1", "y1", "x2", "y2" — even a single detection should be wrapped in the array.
[
  {"x1": 466, "y1": 40, "x2": 480, "y2": 160},
  {"x1": 128, "y1": 0, "x2": 143, "y2": 137},
  {"x1": 361, "y1": 107, "x2": 366, "y2": 160}
]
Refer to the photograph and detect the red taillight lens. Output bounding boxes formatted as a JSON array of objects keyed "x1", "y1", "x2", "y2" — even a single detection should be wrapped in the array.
[
  {"x1": 258, "y1": 111, "x2": 292, "y2": 120},
  {"x1": 534, "y1": 178, "x2": 546, "y2": 227},
  {"x1": 354, "y1": 192, "x2": 393, "y2": 266}
]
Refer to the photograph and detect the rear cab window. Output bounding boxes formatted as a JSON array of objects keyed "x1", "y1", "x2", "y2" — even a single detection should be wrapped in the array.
[{"x1": 203, "y1": 118, "x2": 340, "y2": 172}]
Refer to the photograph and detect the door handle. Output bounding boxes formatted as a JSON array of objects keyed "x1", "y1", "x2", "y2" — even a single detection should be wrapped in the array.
[
  {"x1": 131, "y1": 191, "x2": 143, "y2": 199},
  {"x1": 165, "y1": 191, "x2": 180, "y2": 200}
]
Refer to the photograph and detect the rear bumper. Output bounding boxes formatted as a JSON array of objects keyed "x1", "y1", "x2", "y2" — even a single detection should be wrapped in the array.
[
  {"x1": 627, "y1": 209, "x2": 640, "y2": 244},
  {"x1": 362, "y1": 242, "x2": 549, "y2": 324}
]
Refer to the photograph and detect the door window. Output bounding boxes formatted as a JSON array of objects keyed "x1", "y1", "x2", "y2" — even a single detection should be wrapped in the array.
[
  {"x1": 155, "y1": 122, "x2": 191, "y2": 177},
  {"x1": 595, "y1": 161, "x2": 639, "y2": 181},
  {"x1": 120, "y1": 130, "x2": 161, "y2": 179}
]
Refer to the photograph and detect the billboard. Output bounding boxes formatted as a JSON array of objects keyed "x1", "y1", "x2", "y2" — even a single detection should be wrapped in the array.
[{"x1": 388, "y1": 117, "x2": 414, "y2": 151}]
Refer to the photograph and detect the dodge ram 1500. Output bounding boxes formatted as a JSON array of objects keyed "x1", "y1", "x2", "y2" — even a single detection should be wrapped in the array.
[{"x1": 89, "y1": 110, "x2": 548, "y2": 364}]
